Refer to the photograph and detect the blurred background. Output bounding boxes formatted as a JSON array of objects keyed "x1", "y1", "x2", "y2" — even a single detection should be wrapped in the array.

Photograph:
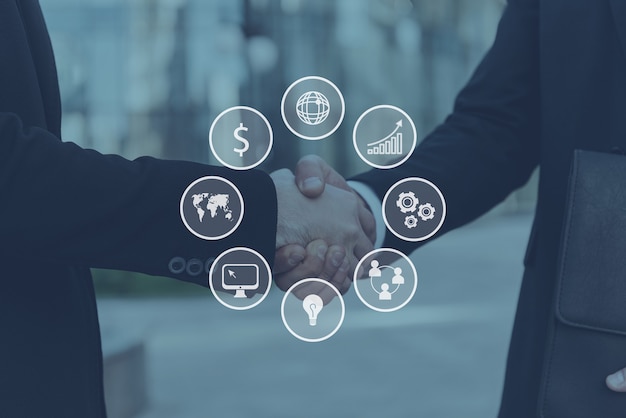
[{"x1": 39, "y1": 0, "x2": 536, "y2": 417}]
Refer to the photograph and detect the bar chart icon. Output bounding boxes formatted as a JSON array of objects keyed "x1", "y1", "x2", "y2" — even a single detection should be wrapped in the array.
[{"x1": 366, "y1": 120, "x2": 404, "y2": 155}]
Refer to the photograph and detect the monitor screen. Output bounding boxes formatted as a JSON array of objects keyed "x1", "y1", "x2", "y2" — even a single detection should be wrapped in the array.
[{"x1": 221, "y1": 264, "x2": 259, "y2": 289}]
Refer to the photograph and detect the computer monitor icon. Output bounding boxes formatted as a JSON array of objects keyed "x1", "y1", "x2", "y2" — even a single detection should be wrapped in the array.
[{"x1": 221, "y1": 264, "x2": 260, "y2": 298}]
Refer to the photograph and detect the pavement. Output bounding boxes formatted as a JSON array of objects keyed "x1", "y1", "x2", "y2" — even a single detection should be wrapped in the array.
[{"x1": 97, "y1": 213, "x2": 532, "y2": 418}]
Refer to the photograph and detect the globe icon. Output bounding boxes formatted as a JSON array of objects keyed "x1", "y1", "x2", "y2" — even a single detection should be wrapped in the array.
[{"x1": 296, "y1": 91, "x2": 330, "y2": 125}]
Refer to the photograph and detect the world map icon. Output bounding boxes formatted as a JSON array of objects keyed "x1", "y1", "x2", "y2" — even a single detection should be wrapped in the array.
[{"x1": 296, "y1": 91, "x2": 330, "y2": 125}]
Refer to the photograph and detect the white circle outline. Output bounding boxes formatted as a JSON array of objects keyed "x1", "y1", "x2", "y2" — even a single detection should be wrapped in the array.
[
  {"x1": 280, "y1": 278, "x2": 345, "y2": 343},
  {"x1": 280, "y1": 76, "x2": 345, "y2": 141},
  {"x1": 208, "y1": 247, "x2": 272, "y2": 311},
  {"x1": 382, "y1": 177, "x2": 446, "y2": 242},
  {"x1": 353, "y1": 248, "x2": 418, "y2": 313},
  {"x1": 352, "y1": 104, "x2": 418, "y2": 169},
  {"x1": 208, "y1": 106, "x2": 274, "y2": 170},
  {"x1": 179, "y1": 176, "x2": 244, "y2": 241}
]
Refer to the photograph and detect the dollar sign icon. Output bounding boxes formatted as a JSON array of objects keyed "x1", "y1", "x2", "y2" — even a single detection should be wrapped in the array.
[{"x1": 233, "y1": 123, "x2": 250, "y2": 157}]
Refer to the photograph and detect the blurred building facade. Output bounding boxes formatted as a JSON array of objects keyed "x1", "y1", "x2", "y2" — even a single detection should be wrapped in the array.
[{"x1": 40, "y1": 0, "x2": 535, "y2": 212}]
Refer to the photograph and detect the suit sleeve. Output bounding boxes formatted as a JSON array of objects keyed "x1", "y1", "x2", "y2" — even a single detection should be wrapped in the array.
[
  {"x1": 352, "y1": 0, "x2": 541, "y2": 253},
  {"x1": 0, "y1": 112, "x2": 277, "y2": 286}
]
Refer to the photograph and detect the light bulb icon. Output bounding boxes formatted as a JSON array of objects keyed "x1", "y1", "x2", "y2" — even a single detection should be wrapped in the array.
[{"x1": 303, "y1": 294, "x2": 324, "y2": 326}]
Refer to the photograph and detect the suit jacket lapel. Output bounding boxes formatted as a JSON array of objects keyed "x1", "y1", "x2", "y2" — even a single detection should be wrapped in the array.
[{"x1": 609, "y1": 0, "x2": 626, "y2": 58}]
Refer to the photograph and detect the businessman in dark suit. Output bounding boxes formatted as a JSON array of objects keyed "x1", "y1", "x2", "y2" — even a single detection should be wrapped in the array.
[
  {"x1": 0, "y1": 1, "x2": 375, "y2": 416},
  {"x1": 277, "y1": 0, "x2": 626, "y2": 415}
]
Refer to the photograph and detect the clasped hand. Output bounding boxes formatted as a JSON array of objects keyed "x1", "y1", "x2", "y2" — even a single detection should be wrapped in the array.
[{"x1": 270, "y1": 156, "x2": 375, "y2": 297}]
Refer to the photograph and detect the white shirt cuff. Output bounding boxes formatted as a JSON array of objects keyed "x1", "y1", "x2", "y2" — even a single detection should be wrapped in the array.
[{"x1": 348, "y1": 180, "x2": 386, "y2": 249}]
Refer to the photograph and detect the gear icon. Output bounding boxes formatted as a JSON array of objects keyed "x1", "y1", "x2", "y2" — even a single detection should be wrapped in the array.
[
  {"x1": 404, "y1": 215, "x2": 418, "y2": 229},
  {"x1": 396, "y1": 192, "x2": 419, "y2": 213},
  {"x1": 417, "y1": 203, "x2": 436, "y2": 221}
]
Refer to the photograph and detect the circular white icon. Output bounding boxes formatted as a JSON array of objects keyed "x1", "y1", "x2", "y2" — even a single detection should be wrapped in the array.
[
  {"x1": 208, "y1": 247, "x2": 272, "y2": 310},
  {"x1": 353, "y1": 248, "x2": 418, "y2": 313},
  {"x1": 180, "y1": 176, "x2": 244, "y2": 240},
  {"x1": 353, "y1": 105, "x2": 417, "y2": 169},
  {"x1": 296, "y1": 91, "x2": 330, "y2": 125},
  {"x1": 281, "y1": 76, "x2": 345, "y2": 140},
  {"x1": 281, "y1": 278, "x2": 345, "y2": 343},
  {"x1": 209, "y1": 106, "x2": 273, "y2": 170},
  {"x1": 382, "y1": 177, "x2": 446, "y2": 242}
]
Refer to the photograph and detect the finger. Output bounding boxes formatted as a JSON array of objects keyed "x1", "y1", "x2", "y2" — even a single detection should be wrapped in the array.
[
  {"x1": 606, "y1": 368, "x2": 626, "y2": 392},
  {"x1": 273, "y1": 244, "x2": 306, "y2": 275},
  {"x1": 327, "y1": 256, "x2": 350, "y2": 293},
  {"x1": 320, "y1": 245, "x2": 347, "y2": 281},
  {"x1": 273, "y1": 241, "x2": 328, "y2": 292},
  {"x1": 295, "y1": 155, "x2": 327, "y2": 198},
  {"x1": 344, "y1": 252, "x2": 360, "y2": 285},
  {"x1": 334, "y1": 259, "x2": 352, "y2": 295}
]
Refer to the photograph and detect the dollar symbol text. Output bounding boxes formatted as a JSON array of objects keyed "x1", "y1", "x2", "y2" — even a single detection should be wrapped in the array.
[{"x1": 233, "y1": 123, "x2": 250, "y2": 157}]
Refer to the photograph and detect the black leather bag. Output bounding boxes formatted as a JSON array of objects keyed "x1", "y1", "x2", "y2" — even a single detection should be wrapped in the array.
[{"x1": 539, "y1": 150, "x2": 626, "y2": 417}]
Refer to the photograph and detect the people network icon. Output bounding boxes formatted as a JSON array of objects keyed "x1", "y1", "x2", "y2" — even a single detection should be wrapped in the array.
[
  {"x1": 354, "y1": 248, "x2": 418, "y2": 313},
  {"x1": 368, "y1": 260, "x2": 405, "y2": 301}
]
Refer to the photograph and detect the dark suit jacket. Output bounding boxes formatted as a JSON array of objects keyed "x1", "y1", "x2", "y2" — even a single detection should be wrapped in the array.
[
  {"x1": 354, "y1": 0, "x2": 626, "y2": 415},
  {"x1": 0, "y1": 1, "x2": 277, "y2": 416}
]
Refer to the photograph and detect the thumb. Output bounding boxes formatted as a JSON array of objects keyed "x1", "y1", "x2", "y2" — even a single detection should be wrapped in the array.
[
  {"x1": 295, "y1": 155, "x2": 326, "y2": 198},
  {"x1": 606, "y1": 368, "x2": 626, "y2": 392}
]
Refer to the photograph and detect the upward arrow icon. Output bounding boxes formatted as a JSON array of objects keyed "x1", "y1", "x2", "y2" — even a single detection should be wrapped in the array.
[{"x1": 366, "y1": 120, "x2": 403, "y2": 147}]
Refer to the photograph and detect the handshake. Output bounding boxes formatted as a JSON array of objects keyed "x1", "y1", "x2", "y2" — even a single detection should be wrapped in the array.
[{"x1": 270, "y1": 155, "x2": 376, "y2": 297}]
